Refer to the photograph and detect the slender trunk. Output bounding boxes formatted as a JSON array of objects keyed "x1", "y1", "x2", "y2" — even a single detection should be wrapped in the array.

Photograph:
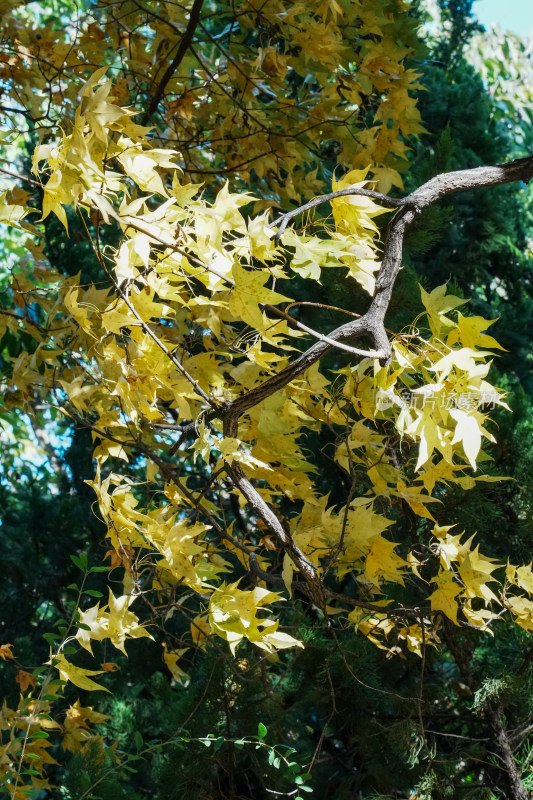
[{"x1": 490, "y1": 704, "x2": 529, "y2": 800}]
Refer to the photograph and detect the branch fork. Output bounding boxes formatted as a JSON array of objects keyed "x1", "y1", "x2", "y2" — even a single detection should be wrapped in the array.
[{"x1": 212, "y1": 155, "x2": 533, "y2": 606}]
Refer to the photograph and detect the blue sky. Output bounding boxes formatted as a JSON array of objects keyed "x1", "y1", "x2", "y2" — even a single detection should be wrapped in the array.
[{"x1": 473, "y1": 0, "x2": 533, "y2": 34}]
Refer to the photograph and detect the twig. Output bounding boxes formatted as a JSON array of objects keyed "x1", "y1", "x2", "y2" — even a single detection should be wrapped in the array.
[{"x1": 271, "y1": 185, "x2": 398, "y2": 242}]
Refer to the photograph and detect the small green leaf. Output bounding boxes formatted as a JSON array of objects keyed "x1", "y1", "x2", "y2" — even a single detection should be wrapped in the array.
[
  {"x1": 85, "y1": 589, "x2": 104, "y2": 598},
  {"x1": 70, "y1": 553, "x2": 88, "y2": 571},
  {"x1": 134, "y1": 731, "x2": 143, "y2": 750},
  {"x1": 284, "y1": 761, "x2": 300, "y2": 779},
  {"x1": 257, "y1": 722, "x2": 267, "y2": 740},
  {"x1": 213, "y1": 737, "x2": 225, "y2": 752}
]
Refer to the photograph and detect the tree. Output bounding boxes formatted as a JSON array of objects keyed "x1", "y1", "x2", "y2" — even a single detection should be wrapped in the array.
[{"x1": 1, "y1": 1, "x2": 533, "y2": 798}]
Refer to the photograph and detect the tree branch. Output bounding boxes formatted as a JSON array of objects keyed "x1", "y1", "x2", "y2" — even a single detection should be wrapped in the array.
[
  {"x1": 271, "y1": 186, "x2": 398, "y2": 243},
  {"x1": 212, "y1": 154, "x2": 533, "y2": 606},
  {"x1": 141, "y1": 0, "x2": 205, "y2": 125}
]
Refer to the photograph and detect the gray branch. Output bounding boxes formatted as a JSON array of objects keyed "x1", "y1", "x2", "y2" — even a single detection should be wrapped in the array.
[{"x1": 211, "y1": 155, "x2": 533, "y2": 604}]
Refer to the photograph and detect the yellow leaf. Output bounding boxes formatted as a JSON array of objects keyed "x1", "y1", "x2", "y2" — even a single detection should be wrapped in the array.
[
  {"x1": 229, "y1": 263, "x2": 290, "y2": 330},
  {"x1": 365, "y1": 536, "x2": 407, "y2": 587},
  {"x1": 449, "y1": 408, "x2": 483, "y2": 470},
  {"x1": 507, "y1": 562, "x2": 533, "y2": 595},
  {"x1": 53, "y1": 654, "x2": 110, "y2": 692},
  {"x1": 506, "y1": 595, "x2": 533, "y2": 632},
  {"x1": 163, "y1": 645, "x2": 190, "y2": 687},
  {"x1": 419, "y1": 283, "x2": 465, "y2": 335},
  {"x1": 208, "y1": 582, "x2": 302, "y2": 654},
  {"x1": 458, "y1": 547, "x2": 500, "y2": 603},
  {"x1": 75, "y1": 592, "x2": 152, "y2": 655},
  {"x1": 0, "y1": 192, "x2": 28, "y2": 227},
  {"x1": 428, "y1": 572, "x2": 462, "y2": 624},
  {"x1": 447, "y1": 312, "x2": 505, "y2": 351}
]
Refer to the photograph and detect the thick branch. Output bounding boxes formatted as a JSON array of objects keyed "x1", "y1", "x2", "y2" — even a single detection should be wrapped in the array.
[
  {"x1": 76, "y1": 156, "x2": 533, "y2": 614},
  {"x1": 231, "y1": 154, "x2": 533, "y2": 408},
  {"x1": 490, "y1": 705, "x2": 529, "y2": 800},
  {"x1": 141, "y1": 0, "x2": 205, "y2": 125},
  {"x1": 212, "y1": 154, "x2": 533, "y2": 604}
]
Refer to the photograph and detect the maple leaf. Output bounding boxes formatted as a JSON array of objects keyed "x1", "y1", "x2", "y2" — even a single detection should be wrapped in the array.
[
  {"x1": 62, "y1": 698, "x2": 110, "y2": 753},
  {"x1": 506, "y1": 595, "x2": 533, "y2": 632},
  {"x1": 506, "y1": 562, "x2": 533, "y2": 595},
  {"x1": 0, "y1": 192, "x2": 29, "y2": 227},
  {"x1": 447, "y1": 312, "x2": 505, "y2": 351},
  {"x1": 100, "y1": 661, "x2": 120, "y2": 672},
  {"x1": 420, "y1": 283, "x2": 466, "y2": 335},
  {"x1": 191, "y1": 614, "x2": 212, "y2": 650},
  {"x1": 15, "y1": 669, "x2": 36, "y2": 692},
  {"x1": 365, "y1": 536, "x2": 407, "y2": 587},
  {"x1": 398, "y1": 624, "x2": 436, "y2": 657},
  {"x1": 53, "y1": 655, "x2": 110, "y2": 692},
  {"x1": 458, "y1": 547, "x2": 501, "y2": 603},
  {"x1": 163, "y1": 645, "x2": 190, "y2": 687},
  {"x1": 432, "y1": 525, "x2": 473, "y2": 569},
  {"x1": 81, "y1": 71, "x2": 128, "y2": 142},
  {"x1": 229, "y1": 263, "x2": 291, "y2": 330},
  {"x1": 0, "y1": 643, "x2": 15, "y2": 661},
  {"x1": 208, "y1": 582, "x2": 303, "y2": 654},
  {"x1": 449, "y1": 408, "x2": 489, "y2": 470},
  {"x1": 76, "y1": 592, "x2": 152, "y2": 655},
  {"x1": 65, "y1": 698, "x2": 109, "y2": 729},
  {"x1": 462, "y1": 602, "x2": 499, "y2": 632},
  {"x1": 428, "y1": 572, "x2": 462, "y2": 624},
  {"x1": 348, "y1": 607, "x2": 396, "y2": 649}
]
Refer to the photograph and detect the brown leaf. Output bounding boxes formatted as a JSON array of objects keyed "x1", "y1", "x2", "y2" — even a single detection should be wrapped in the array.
[
  {"x1": 259, "y1": 535, "x2": 277, "y2": 551},
  {"x1": 16, "y1": 670, "x2": 36, "y2": 692},
  {"x1": 6, "y1": 187, "x2": 31, "y2": 206},
  {"x1": 0, "y1": 643, "x2": 15, "y2": 661},
  {"x1": 100, "y1": 662, "x2": 120, "y2": 672},
  {"x1": 104, "y1": 546, "x2": 134, "y2": 571}
]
